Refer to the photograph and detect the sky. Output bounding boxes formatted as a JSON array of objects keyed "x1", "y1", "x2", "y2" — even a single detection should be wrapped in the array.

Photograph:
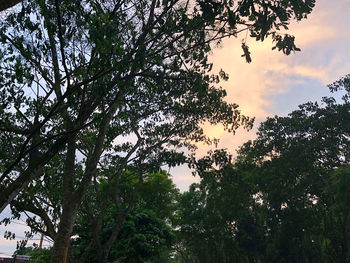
[
  {"x1": 171, "y1": 0, "x2": 350, "y2": 190},
  {"x1": 2, "y1": 0, "x2": 350, "y2": 256}
]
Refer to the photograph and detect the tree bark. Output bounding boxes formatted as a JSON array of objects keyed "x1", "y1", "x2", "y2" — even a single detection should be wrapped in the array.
[
  {"x1": 50, "y1": 102, "x2": 120, "y2": 263},
  {"x1": 97, "y1": 217, "x2": 124, "y2": 263},
  {"x1": 96, "y1": 172, "x2": 140, "y2": 263},
  {"x1": 340, "y1": 215, "x2": 349, "y2": 263},
  {"x1": 51, "y1": 136, "x2": 78, "y2": 263},
  {"x1": 51, "y1": 201, "x2": 79, "y2": 263}
]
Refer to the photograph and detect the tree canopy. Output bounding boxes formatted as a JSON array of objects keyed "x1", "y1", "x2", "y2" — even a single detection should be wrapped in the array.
[
  {"x1": 0, "y1": 0, "x2": 316, "y2": 212},
  {"x1": 0, "y1": 0, "x2": 317, "y2": 262},
  {"x1": 176, "y1": 78, "x2": 350, "y2": 262}
]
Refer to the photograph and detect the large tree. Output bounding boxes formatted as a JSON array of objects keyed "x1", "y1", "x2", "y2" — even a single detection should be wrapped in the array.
[
  {"x1": 176, "y1": 76, "x2": 350, "y2": 262},
  {"x1": 0, "y1": 0, "x2": 315, "y2": 262},
  {"x1": 236, "y1": 78, "x2": 350, "y2": 262},
  {"x1": 177, "y1": 150, "x2": 264, "y2": 263},
  {"x1": 10, "y1": 172, "x2": 178, "y2": 263}
]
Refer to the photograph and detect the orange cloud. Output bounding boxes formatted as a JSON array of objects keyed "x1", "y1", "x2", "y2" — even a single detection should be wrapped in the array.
[
  {"x1": 196, "y1": 0, "x2": 350, "y2": 162},
  {"x1": 174, "y1": 0, "x2": 350, "y2": 190}
]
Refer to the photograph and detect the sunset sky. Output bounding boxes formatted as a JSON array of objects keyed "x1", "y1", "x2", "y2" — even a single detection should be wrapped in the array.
[
  {"x1": 172, "y1": 0, "x2": 350, "y2": 190},
  {"x1": 1, "y1": 0, "x2": 350, "y2": 256}
]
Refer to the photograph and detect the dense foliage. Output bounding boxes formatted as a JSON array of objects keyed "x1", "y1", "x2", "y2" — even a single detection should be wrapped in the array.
[
  {"x1": 176, "y1": 77, "x2": 350, "y2": 263},
  {"x1": 15, "y1": 80, "x2": 350, "y2": 262},
  {"x1": 71, "y1": 171, "x2": 179, "y2": 263},
  {"x1": 0, "y1": 0, "x2": 317, "y2": 262}
]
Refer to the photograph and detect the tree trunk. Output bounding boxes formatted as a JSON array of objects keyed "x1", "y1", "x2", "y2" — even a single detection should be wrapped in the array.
[
  {"x1": 97, "y1": 194, "x2": 137, "y2": 263},
  {"x1": 97, "y1": 218, "x2": 124, "y2": 263},
  {"x1": 77, "y1": 239, "x2": 95, "y2": 263},
  {"x1": 51, "y1": 137, "x2": 78, "y2": 263},
  {"x1": 51, "y1": 201, "x2": 79, "y2": 263},
  {"x1": 340, "y1": 215, "x2": 349, "y2": 263},
  {"x1": 51, "y1": 105, "x2": 119, "y2": 262}
]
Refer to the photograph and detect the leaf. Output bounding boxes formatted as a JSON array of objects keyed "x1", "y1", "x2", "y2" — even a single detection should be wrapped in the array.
[{"x1": 241, "y1": 43, "x2": 252, "y2": 63}]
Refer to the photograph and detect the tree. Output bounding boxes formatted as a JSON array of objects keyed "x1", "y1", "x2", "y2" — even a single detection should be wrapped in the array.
[
  {"x1": 236, "y1": 79, "x2": 350, "y2": 262},
  {"x1": 103, "y1": 208, "x2": 174, "y2": 263},
  {"x1": 0, "y1": 0, "x2": 316, "y2": 262},
  {"x1": 14, "y1": 246, "x2": 52, "y2": 263},
  {"x1": 177, "y1": 150, "x2": 262, "y2": 263},
  {"x1": 5, "y1": 167, "x2": 176, "y2": 262},
  {"x1": 323, "y1": 166, "x2": 350, "y2": 263},
  {"x1": 71, "y1": 171, "x2": 178, "y2": 263},
  {"x1": 4, "y1": 170, "x2": 178, "y2": 263},
  {"x1": 175, "y1": 76, "x2": 350, "y2": 262}
]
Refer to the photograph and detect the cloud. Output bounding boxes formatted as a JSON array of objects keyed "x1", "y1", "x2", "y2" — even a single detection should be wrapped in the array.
[
  {"x1": 169, "y1": 165, "x2": 200, "y2": 192},
  {"x1": 197, "y1": 0, "x2": 350, "y2": 160},
  {"x1": 170, "y1": 0, "x2": 350, "y2": 193}
]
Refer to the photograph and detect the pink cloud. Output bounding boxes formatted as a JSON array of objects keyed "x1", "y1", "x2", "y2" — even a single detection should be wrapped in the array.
[{"x1": 198, "y1": 0, "x2": 350, "y2": 162}]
